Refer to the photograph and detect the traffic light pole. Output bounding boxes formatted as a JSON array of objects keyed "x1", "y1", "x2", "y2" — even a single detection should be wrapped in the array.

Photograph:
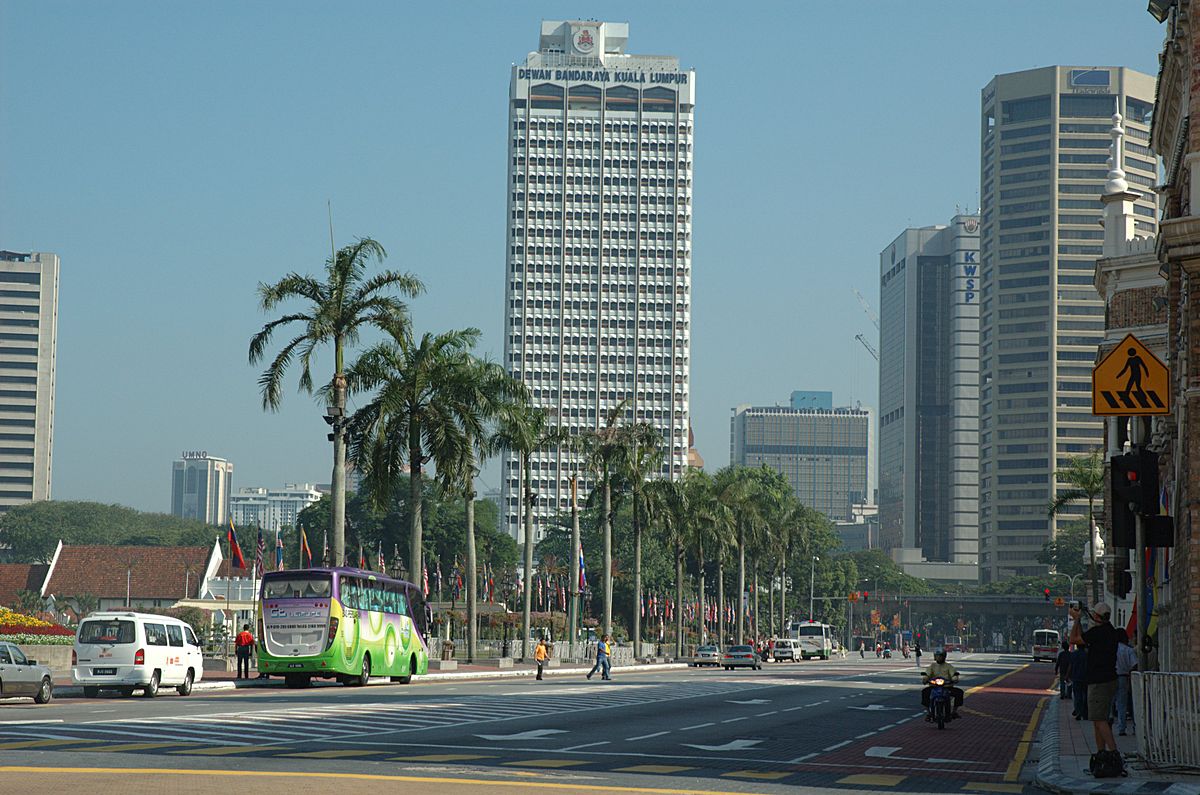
[{"x1": 1132, "y1": 423, "x2": 1148, "y2": 673}]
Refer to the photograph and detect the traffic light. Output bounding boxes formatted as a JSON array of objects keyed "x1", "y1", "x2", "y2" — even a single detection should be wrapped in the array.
[
  {"x1": 1111, "y1": 449, "x2": 1161, "y2": 547},
  {"x1": 1044, "y1": 588, "x2": 1051, "y2": 603},
  {"x1": 862, "y1": 591, "x2": 869, "y2": 602}
]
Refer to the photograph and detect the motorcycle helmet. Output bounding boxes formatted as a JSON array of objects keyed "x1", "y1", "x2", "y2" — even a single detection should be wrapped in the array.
[{"x1": 934, "y1": 648, "x2": 947, "y2": 663}]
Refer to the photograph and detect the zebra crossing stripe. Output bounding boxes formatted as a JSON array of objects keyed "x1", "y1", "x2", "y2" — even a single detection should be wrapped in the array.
[{"x1": 1100, "y1": 390, "x2": 1165, "y2": 410}]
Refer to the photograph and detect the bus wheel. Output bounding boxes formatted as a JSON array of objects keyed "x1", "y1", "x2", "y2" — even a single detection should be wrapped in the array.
[
  {"x1": 397, "y1": 655, "x2": 415, "y2": 685},
  {"x1": 355, "y1": 654, "x2": 371, "y2": 687}
]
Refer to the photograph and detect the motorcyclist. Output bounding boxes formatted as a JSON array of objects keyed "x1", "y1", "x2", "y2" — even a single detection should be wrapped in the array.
[{"x1": 921, "y1": 648, "x2": 964, "y2": 720}]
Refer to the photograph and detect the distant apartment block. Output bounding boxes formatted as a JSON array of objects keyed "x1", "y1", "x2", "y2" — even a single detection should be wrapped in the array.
[
  {"x1": 230, "y1": 483, "x2": 323, "y2": 535},
  {"x1": 171, "y1": 452, "x2": 233, "y2": 526},
  {"x1": 0, "y1": 251, "x2": 58, "y2": 513},
  {"x1": 878, "y1": 215, "x2": 980, "y2": 582},
  {"x1": 730, "y1": 399, "x2": 874, "y2": 522}
]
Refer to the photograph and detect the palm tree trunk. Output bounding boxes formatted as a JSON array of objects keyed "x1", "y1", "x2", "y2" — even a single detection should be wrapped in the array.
[
  {"x1": 718, "y1": 558, "x2": 726, "y2": 647},
  {"x1": 769, "y1": 568, "x2": 775, "y2": 638},
  {"x1": 602, "y1": 472, "x2": 613, "y2": 639},
  {"x1": 632, "y1": 493, "x2": 642, "y2": 659},
  {"x1": 569, "y1": 477, "x2": 580, "y2": 660},
  {"x1": 736, "y1": 526, "x2": 745, "y2": 644},
  {"x1": 780, "y1": 561, "x2": 787, "y2": 637},
  {"x1": 408, "y1": 428, "x2": 423, "y2": 583},
  {"x1": 521, "y1": 452, "x2": 534, "y2": 660},
  {"x1": 674, "y1": 540, "x2": 684, "y2": 658},
  {"x1": 465, "y1": 493, "x2": 477, "y2": 662},
  {"x1": 752, "y1": 560, "x2": 760, "y2": 644},
  {"x1": 330, "y1": 374, "x2": 347, "y2": 566},
  {"x1": 697, "y1": 541, "x2": 706, "y2": 644}
]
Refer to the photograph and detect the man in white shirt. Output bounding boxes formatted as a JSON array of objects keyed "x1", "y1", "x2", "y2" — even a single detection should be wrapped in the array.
[{"x1": 1113, "y1": 628, "x2": 1138, "y2": 736}]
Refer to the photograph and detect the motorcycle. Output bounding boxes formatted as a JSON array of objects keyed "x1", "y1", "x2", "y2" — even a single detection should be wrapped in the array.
[
  {"x1": 883, "y1": 647, "x2": 892, "y2": 659},
  {"x1": 928, "y1": 676, "x2": 953, "y2": 729}
]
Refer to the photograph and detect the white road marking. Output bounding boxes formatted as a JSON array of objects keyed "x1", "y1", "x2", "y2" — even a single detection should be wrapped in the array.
[
  {"x1": 625, "y1": 731, "x2": 668, "y2": 741},
  {"x1": 756, "y1": 710, "x2": 777, "y2": 716},
  {"x1": 725, "y1": 698, "x2": 770, "y2": 705},
  {"x1": 822, "y1": 740, "x2": 852, "y2": 751},
  {"x1": 720, "y1": 717, "x2": 747, "y2": 723},
  {"x1": 0, "y1": 719, "x2": 64, "y2": 725},
  {"x1": 682, "y1": 739, "x2": 762, "y2": 751},
  {"x1": 475, "y1": 729, "x2": 568, "y2": 741},
  {"x1": 560, "y1": 741, "x2": 610, "y2": 751},
  {"x1": 790, "y1": 752, "x2": 818, "y2": 762},
  {"x1": 678, "y1": 722, "x2": 714, "y2": 731}
]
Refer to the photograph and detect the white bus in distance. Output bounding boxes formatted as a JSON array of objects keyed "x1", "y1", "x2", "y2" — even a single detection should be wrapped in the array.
[{"x1": 788, "y1": 620, "x2": 833, "y2": 660}]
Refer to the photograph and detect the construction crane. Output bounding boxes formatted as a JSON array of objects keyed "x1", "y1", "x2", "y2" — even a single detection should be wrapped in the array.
[
  {"x1": 855, "y1": 333, "x2": 879, "y2": 361},
  {"x1": 853, "y1": 289, "x2": 880, "y2": 330}
]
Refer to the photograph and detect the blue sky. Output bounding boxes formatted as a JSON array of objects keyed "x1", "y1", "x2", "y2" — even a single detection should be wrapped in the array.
[{"x1": 0, "y1": 2, "x2": 1166, "y2": 512}]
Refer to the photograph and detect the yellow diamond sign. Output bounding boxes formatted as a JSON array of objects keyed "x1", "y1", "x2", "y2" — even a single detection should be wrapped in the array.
[{"x1": 1092, "y1": 334, "x2": 1170, "y2": 416}]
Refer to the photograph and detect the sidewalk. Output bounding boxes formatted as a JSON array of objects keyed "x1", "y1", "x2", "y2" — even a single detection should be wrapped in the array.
[
  {"x1": 1036, "y1": 692, "x2": 1200, "y2": 794},
  {"x1": 48, "y1": 659, "x2": 689, "y2": 696}
]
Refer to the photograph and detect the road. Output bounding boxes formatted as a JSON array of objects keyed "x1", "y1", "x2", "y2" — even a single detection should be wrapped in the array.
[{"x1": 0, "y1": 653, "x2": 1053, "y2": 794}]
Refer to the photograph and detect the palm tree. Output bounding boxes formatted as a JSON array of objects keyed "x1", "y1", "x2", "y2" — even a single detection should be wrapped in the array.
[
  {"x1": 491, "y1": 400, "x2": 568, "y2": 660},
  {"x1": 439, "y1": 357, "x2": 519, "y2": 663},
  {"x1": 580, "y1": 401, "x2": 631, "y2": 639},
  {"x1": 346, "y1": 327, "x2": 484, "y2": 591},
  {"x1": 650, "y1": 475, "x2": 689, "y2": 657},
  {"x1": 683, "y1": 470, "x2": 730, "y2": 646},
  {"x1": 714, "y1": 466, "x2": 765, "y2": 644},
  {"x1": 621, "y1": 422, "x2": 664, "y2": 657},
  {"x1": 249, "y1": 238, "x2": 422, "y2": 566},
  {"x1": 1048, "y1": 449, "x2": 1105, "y2": 603}
]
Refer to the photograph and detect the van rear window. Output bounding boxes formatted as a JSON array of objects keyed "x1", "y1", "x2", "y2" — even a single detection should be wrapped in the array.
[{"x1": 79, "y1": 620, "x2": 135, "y2": 645}]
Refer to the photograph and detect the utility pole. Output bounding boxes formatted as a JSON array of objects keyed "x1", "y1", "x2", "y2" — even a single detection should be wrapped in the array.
[{"x1": 568, "y1": 476, "x2": 581, "y2": 660}]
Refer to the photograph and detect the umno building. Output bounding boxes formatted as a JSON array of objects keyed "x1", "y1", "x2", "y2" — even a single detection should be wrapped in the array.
[{"x1": 501, "y1": 21, "x2": 695, "y2": 542}]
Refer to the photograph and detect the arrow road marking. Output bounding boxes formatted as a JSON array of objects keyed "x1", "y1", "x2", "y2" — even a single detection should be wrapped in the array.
[
  {"x1": 865, "y1": 745, "x2": 984, "y2": 765},
  {"x1": 682, "y1": 739, "x2": 763, "y2": 752},
  {"x1": 726, "y1": 699, "x2": 770, "y2": 705},
  {"x1": 475, "y1": 729, "x2": 568, "y2": 741}
]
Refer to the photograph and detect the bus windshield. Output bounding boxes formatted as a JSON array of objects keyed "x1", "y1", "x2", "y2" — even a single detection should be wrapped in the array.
[
  {"x1": 262, "y1": 574, "x2": 332, "y2": 599},
  {"x1": 1034, "y1": 630, "x2": 1060, "y2": 647},
  {"x1": 798, "y1": 625, "x2": 826, "y2": 636}
]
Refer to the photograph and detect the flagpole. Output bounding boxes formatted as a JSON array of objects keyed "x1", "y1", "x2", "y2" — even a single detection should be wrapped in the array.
[{"x1": 569, "y1": 476, "x2": 580, "y2": 660}]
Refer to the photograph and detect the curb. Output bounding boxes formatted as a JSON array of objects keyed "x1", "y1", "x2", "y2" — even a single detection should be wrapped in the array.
[
  {"x1": 48, "y1": 662, "x2": 691, "y2": 697},
  {"x1": 1034, "y1": 696, "x2": 1200, "y2": 795}
]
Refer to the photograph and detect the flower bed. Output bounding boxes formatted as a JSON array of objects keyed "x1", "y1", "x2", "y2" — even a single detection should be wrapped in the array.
[
  {"x1": 0, "y1": 633, "x2": 73, "y2": 646},
  {"x1": 0, "y1": 606, "x2": 75, "y2": 638}
]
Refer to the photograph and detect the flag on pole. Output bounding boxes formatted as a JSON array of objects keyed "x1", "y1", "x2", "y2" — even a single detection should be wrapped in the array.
[
  {"x1": 359, "y1": 545, "x2": 366, "y2": 570},
  {"x1": 377, "y1": 542, "x2": 385, "y2": 573},
  {"x1": 322, "y1": 529, "x2": 329, "y2": 568},
  {"x1": 578, "y1": 542, "x2": 587, "y2": 590},
  {"x1": 227, "y1": 520, "x2": 247, "y2": 570},
  {"x1": 274, "y1": 530, "x2": 284, "y2": 571},
  {"x1": 422, "y1": 564, "x2": 429, "y2": 597},
  {"x1": 436, "y1": 560, "x2": 443, "y2": 595},
  {"x1": 254, "y1": 526, "x2": 265, "y2": 575},
  {"x1": 299, "y1": 526, "x2": 313, "y2": 568}
]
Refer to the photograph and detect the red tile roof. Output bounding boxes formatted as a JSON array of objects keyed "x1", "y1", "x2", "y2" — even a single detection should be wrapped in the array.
[
  {"x1": 0, "y1": 563, "x2": 49, "y2": 607},
  {"x1": 42, "y1": 545, "x2": 214, "y2": 601}
]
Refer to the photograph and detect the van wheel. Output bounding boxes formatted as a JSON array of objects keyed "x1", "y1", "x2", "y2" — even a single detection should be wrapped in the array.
[
  {"x1": 397, "y1": 655, "x2": 415, "y2": 685},
  {"x1": 34, "y1": 678, "x2": 52, "y2": 704},
  {"x1": 142, "y1": 671, "x2": 160, "y2": 698},
  {"x1": 83, "y1": 686, "x2": 99, "y2": 698},
  {"x1": 355, "y1": 654, "x2": 371, "y2": 687},
  {"x1": 177, "y1": 669, "x2": 194, "y2": 696}
]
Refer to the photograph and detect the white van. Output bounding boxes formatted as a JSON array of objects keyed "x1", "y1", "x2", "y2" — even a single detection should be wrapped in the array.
[{"x1": 73, "y1": 612, "x2": 204, "y2": 698}]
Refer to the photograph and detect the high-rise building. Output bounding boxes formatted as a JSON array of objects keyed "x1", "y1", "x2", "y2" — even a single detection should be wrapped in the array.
[
  {"x1": 170, "y1": 452, "x2": 233, "y2": 526},
  {"x1": 230, "y1": 483, "x2": 323, "y2": 535},
  {"x1": 978, "y1": 67, "x2": 1157, "y2": 582},
  {"x1": 730, "y1": 401, "x2": 873, "y2": 523},
  {"x1": 501, "y1": 21, "x2": 695, "y2": 542},
  {"x1": 0, "y1": 251, "x2": 58, "y2": 512},
  {"x1": 878, "y1": 216, "x2": 980, "y2": 582}
]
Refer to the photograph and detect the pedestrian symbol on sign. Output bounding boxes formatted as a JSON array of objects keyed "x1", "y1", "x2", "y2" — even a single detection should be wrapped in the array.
[{"x1": 1092, "y1": 334, "x2": 1170, "y2": 416}]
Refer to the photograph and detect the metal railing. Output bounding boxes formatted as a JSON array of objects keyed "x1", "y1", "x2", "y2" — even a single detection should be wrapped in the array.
[{"x1": 1133, "y1": 671, "x2": 1200, "y2": 769}]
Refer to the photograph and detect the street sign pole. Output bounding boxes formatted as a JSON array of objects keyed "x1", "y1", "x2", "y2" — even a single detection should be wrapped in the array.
[{"x1": 1131, "y1": 423, "x2": 1148, "y2": 674}]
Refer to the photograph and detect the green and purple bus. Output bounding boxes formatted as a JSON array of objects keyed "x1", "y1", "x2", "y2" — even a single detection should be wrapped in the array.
[{"x1": 257, "y1": 568, "x2": 430, "y2": 688}]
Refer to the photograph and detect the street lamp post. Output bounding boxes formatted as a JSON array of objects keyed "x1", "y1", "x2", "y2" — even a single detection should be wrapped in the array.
[
  {"x1": 1050, "y1": 571, "x2": 1082, "y2": 598},
  {"x1": 809, "y1": 555, "x2": 819, "y2": 619}
]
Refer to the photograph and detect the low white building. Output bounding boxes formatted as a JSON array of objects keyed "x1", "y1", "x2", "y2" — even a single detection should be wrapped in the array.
[{"x1": 230, "y1": 483, "x2": 322, "y2": 534}]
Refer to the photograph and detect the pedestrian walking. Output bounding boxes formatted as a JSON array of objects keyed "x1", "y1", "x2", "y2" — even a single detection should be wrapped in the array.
[
  {"x1": 1055, "y1": 640, "x2": 1072, "y2": 700},
  {"x1": 914, "y1": 641, "x2": 922, "y2": 667},
  {"x1": 235, "y1": 623, "x2": 255, "y2": 680},
  {"x1": 600, "y1": 634, "x2": 612, "y2": 680},
  {"x1": 587, "y1": 635, "x2": 610, "y2": 680},
  {"x1": 859, "y1": 641, "x2": 865, "y2": 659},
  {"x1": 535, "y1": 638, "x2": 548, "y2": 681},
  {"x1": 1069, "y1": 602, "x2": 1124, "y2": 777},
  {"x1": 1069, "y1": 642, "x2": 1089, "y2": 720},
  {"x1": 1112, "y1": 629, "x2": 1137, "y2": 736}
]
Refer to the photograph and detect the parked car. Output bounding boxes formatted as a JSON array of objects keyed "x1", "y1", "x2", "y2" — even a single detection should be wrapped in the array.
[
  {"x1": 772, "y1": 639, "x2": 795, "y2": 662},
  {"x1": 73, "y1": 611, "x2": 203, "y2": 698},
  {"x1": 0, "y1": 641, "x2": 53, "y2": 704},
  {"x1": 691, "y1": 645, "x2": 721, "y2": 667},
  {"x1": 722, "y1": 645, "x2": 762, "y2": 670}
]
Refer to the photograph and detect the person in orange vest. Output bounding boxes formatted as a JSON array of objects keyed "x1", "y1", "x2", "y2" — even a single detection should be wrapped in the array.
[
  {"x1": 534, "y1": 638, "x2": 548, "y2": 680},
  {"x1": 235, "y1": 623, "x2": 255, "y2": 679}
]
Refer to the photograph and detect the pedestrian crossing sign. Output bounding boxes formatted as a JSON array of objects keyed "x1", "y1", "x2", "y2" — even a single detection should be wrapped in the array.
[{"x1": 1092, "y1": 334, "x2": 1170, "y2": 416}]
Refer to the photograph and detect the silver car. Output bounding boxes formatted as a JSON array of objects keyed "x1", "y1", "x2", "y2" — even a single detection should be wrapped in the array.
[
  {"x1": 0, "y1": 641, "x2": 53, "y2": 703},
  {"x1": 691, "y1": 644, "x2": 721, "y2": 667},
  {"x1": 722, "y1": 645, "x2": 762, "y2": 670}
]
